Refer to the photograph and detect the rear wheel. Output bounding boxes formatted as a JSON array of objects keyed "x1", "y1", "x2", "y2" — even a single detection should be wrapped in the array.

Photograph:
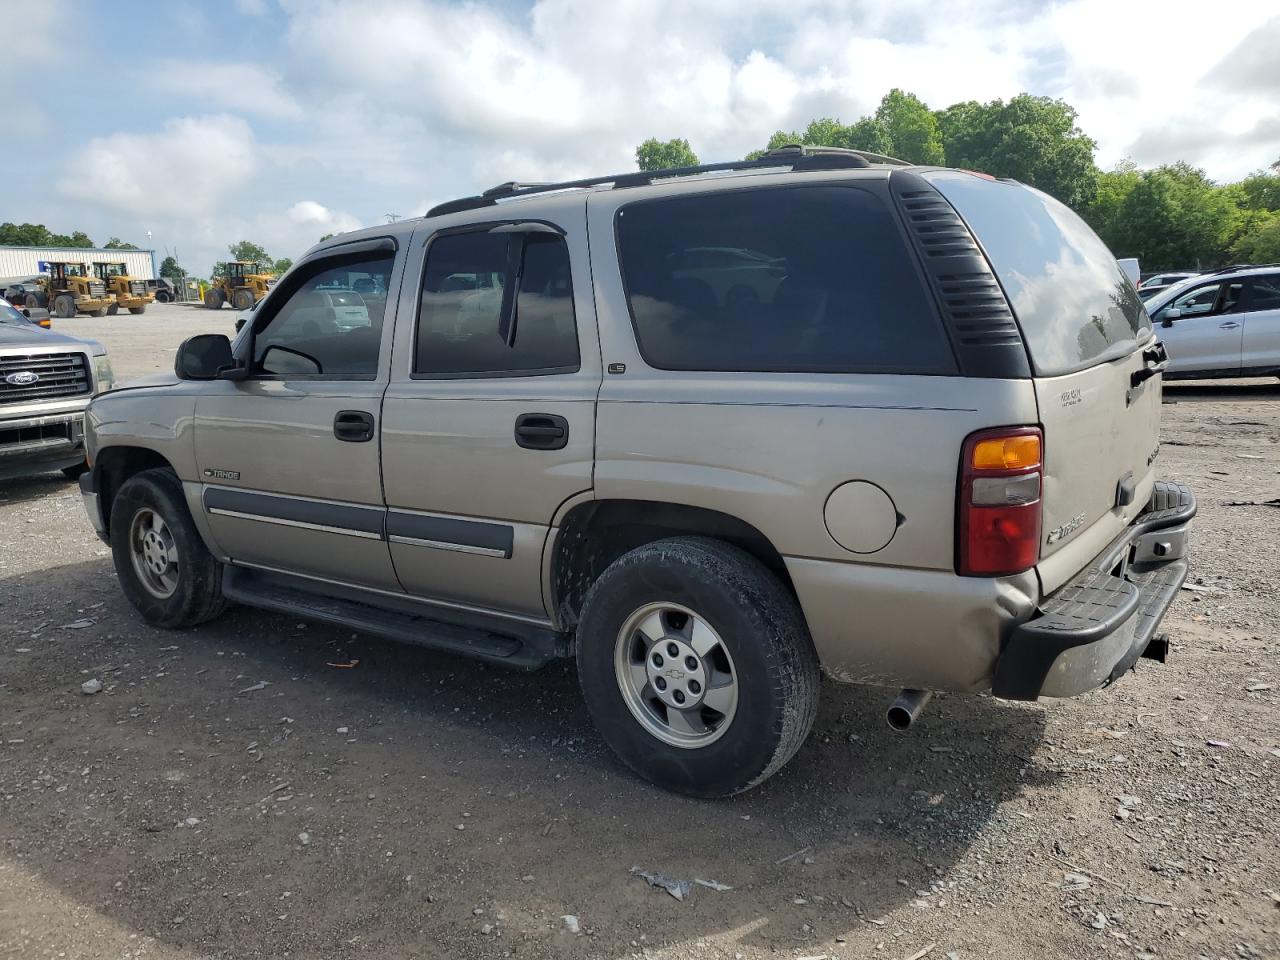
[
  {"x1": 109, "y1": 468, "x2": 226, "y2": 628},
  {"x1": 576, "y1": 537, "x2": 820, "y2": 797},
  {"x1": 203, "y1": 288, "x2": 225, "y2": 309},
  {"x1": 231, "y1": 288, "x2": 255, "y2": 310},
  {"x1": 106, "y1": 303, "x2": 119, "y2": 316},
  {"x1": 89, "y1": 308, "x2": 106, "y2": 317},
  {"x1": 156, "y1": 290, "x2": 172, "y2": 303},
  {"x1": 129, "y1": 306, "x2": 146, "y2": 315},
  {"x1": 54, "y1": 294, "x2": 76, "y2": 319},
  {"x1": 25, "y1": 293, "x2": 42, "y2": 310}
]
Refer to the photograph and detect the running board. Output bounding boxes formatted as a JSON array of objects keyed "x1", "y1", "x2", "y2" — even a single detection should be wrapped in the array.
[{"x1": 221, "y1": 565, "x2": 565, "y2": 671}]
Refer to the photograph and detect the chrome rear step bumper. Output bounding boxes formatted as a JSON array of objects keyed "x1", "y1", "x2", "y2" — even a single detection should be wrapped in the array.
[{"x1": 992, "y1": 480, "x2": 1196, "y2": 701}]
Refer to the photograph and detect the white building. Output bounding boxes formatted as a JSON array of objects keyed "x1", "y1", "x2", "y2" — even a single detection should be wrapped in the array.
[{"x1": 0, "y1": 246, "x2": 158, "y2": 285}]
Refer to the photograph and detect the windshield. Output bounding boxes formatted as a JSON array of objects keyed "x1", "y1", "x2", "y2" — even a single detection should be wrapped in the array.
[
  {"x1": 1142, "y1": 275, "x2": 1205, "y2": 313},
  {"x1": 925, "y1": 171, "x2": 1151, "y2": 376}
]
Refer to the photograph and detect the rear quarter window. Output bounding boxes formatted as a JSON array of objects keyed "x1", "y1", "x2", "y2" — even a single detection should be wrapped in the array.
[
  {"x1": 615, "y1": 185, "x2": 956, "y2": 374},
  {"x1": 925, "y1": 171, "x2": 1151, "y2": 377}
]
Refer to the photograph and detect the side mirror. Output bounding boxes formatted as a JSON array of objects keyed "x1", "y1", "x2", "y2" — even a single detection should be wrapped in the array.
[
  {"x1": 175, "y1": 334, "x2": 234, "y2": 380},
  {"x1": 1160, "y1": 308, "x2": 1181, "y2": 328}
]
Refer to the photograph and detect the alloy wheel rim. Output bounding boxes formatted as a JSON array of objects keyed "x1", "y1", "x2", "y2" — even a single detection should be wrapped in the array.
[
  {"x1": 129, "y1": 508, "x2": 180, "y2": 599},
  {"x1": 613, "y1": 601, "x2": 738, "y2": 749}
]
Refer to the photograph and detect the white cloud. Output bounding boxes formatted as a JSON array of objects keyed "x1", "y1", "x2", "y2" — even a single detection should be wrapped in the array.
[
  {"x1": 149, "y1": 61, "x2": 302, "y2": 120},
  {"x1": 287, "y1": 200, "x2": 362, "y2": 234},
  {"x1": 59, "y1": 115, "x2": 258, "y2": 217}
]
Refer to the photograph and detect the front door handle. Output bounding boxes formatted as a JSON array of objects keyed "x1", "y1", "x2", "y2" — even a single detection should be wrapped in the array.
[
  {"x1": 514, "y1": 413, "x2": 568, "y2": 450},
  {"x1": 1219, "y1": 321, "x2": 1241, "y2": 329},
  {"x1": 334, "y1": 410, "x2": 375, "y2": 443}
]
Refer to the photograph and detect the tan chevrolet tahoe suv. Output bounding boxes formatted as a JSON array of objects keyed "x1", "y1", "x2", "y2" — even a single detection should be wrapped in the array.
[{"x1": 79, "y1": 146, "x2": 1195, "y2": 796}]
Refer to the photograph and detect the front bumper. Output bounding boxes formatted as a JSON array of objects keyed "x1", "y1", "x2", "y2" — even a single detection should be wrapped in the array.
[
  {"x1": 0, "y1": 411, "x2": 86, "y2": 480},
  {"x1": 992, "y1": 480, "x2": 1196, "y2": 700}
]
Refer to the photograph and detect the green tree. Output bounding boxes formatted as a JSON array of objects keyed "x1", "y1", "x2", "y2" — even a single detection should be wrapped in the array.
[
  {"x1": 874, "y1": 89, "x2": 944, "y2": 164},
  {"x1": 1084, "y1": 160, "x2": 1141, "y2": 243},
  {"x1": 1103, "y1": 163, "x2": 1238, "y2": 270},
  {"x1": 159, "y1": 256, "x2": 186, "y2": 279},
  {"x1": 1235, "y1": 170, "x2": 1280, "y2": 212},
  {"x1": 0, "y1": 222, "x2": 53, "y2": 245},
  {"x1": 103, "y1": 237, "x2": 138, "y2": 249},
  {"x1": 936, "y1": 94, "x2": 1099, "y2": 208},
  {"x1": 228, "y1": 240, "x2": 271, "y2": 266},
  {"x1": 49, "y1": 230, "x2": 94, "y2": 247},
  {"x1": 1230, "y1": 211, "x2": 1280, "y2": 262},
  {"x1": 635, "y1": 137, "x2": 699, "y2": 172},
  {"x1": 273, "y1": 257, "x2": 293, "y2": 274},
  {"x1": 319, "y1": 233, "x2": 336, "y2": 243}
]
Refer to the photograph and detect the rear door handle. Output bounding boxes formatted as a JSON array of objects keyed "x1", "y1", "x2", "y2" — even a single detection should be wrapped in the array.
[
  {"x1": 334, "y1": 410, "x2": 375, "y2": 442},
  {"x1": 514, "y1": 413, "x2": 568, "y2": 450}
]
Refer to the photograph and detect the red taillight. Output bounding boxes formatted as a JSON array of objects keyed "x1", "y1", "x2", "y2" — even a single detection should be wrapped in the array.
[{"x1": 958, "y1": 426, "x2": 1043, "y2": 577}]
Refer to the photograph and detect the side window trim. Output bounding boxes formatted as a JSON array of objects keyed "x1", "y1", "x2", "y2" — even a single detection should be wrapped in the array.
[
  {"x1": 410, "y1": 219, "x2": 580, "y2": 380},
  {"x1": 245, "y1": 239, "x2": 399, "y2": 382}
]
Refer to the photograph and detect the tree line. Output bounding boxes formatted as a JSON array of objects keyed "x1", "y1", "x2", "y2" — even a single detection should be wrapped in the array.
[
  {"x1": 637, "y1": 90, "x2": 1280, "y2": 271},
  {"x1": 0, "y1": 222, "x2": 139, "y2": 250}
]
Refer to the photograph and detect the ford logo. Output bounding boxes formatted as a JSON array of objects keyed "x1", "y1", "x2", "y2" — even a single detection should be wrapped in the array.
[{"x1": 4, "y1": 371, "x2": 39, "y2": 386}]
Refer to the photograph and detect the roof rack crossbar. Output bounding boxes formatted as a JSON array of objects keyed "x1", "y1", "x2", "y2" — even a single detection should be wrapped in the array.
[
  {"x1": 1199, "y1": 262, "x2": 1280, "y2": 277},
  {"x1": 427, "y1": 144, "x2": 910, "y2": 218}
]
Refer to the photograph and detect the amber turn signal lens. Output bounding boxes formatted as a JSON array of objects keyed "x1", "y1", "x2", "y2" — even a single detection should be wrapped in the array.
[{"x1": 971, "y1": 434, "x2": 1041, "y2": 471}]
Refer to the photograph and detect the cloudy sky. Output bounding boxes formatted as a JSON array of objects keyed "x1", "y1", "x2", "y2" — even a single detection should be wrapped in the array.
[{"x1": 2, "y1": 0, "x2": 1278, "y2": 274}]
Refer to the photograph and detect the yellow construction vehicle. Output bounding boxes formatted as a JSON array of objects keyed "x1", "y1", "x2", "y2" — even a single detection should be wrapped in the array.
[
  {"x1": 26, "y1": 261, "x2": 115, "y2": 318},
  {"x1": 204, "y1": 261, "x2": 276, "y2": 310},
  {"x1": 93, "y1": 261, "x2": 154, "y2": 315}
]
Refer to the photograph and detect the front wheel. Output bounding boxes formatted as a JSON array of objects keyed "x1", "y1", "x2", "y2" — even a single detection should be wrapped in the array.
[
  {"x1": 109, "y1": 468, "x2": 226, "y2": 628},
  {"x1": 54, "y1": 294, "x2": 76, "y2": 319},
  {"x1": 576, "y1": 537, "x2": 820, "y2": 797},
  {"x1": 106, "y1": 303, "x2": 119, "y2": 316},
  {"x1": 128, "y1": 306, "x2": 146, "y2": 315},
  {"x1": 203, "y1": 288, "x2": 225, "y2": 309},
  {"x1": 231, "y1": 288, "x2": 255, "y2": 310}
]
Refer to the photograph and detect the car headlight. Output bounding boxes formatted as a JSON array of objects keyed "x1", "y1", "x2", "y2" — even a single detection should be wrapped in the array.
[{"x1": 93, "y1": 354, "x2": 115, "y2": 392}]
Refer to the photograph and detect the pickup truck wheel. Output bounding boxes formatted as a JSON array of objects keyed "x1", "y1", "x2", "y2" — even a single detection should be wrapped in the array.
[
  {"x1": 110, "y1": 468, "x2": 226, "y2": 628},
  {"x1": 576, "y1": 537, "x2": 819, "y2": 797}
]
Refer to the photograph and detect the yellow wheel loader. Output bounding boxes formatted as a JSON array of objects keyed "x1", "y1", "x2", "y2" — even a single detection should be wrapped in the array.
[
  {"x1": 26, "y1": 261, "x2": 116, "y2": 318},
  {"x1": 93, "y1": 262, "x2": 155, "y2": 315},
  {"x1": 204, "y1": 261, "x2": 276, "y2": 310}
]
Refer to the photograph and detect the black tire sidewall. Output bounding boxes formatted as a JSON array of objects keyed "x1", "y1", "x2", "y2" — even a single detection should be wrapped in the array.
[
  {"x1": 109, "y1": 470, "x2": 221, "y2": 628},
  {"x1": 577, "y1": 539, "x2": 814, "y2": 797}
]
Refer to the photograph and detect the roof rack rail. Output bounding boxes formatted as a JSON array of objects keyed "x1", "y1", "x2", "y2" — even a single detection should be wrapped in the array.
[
  {"x1": 426, "y1": 144, "x2": 911, "y2": 218},
  {"x1": 1199, "y1": 262, "x2": 1280, "y2": 277}
]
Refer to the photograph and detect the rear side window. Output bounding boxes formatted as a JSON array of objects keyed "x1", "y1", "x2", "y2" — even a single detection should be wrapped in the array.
[
  {"x1": 615, "y1": 185, "x2": 955, "y2": 374},
  {"x1": 415, "y1": 230, "x2": 579, "y2": 377},
  {"x1": 925, "y1": 171, "x2": 1151, "y2": 377}
]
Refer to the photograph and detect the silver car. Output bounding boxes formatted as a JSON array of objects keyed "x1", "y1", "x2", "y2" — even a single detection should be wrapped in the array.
[
  {"x1": 79, "y1": 146, "x2": 1195, "y2": 796},
  {"x1": 1143, "y1": 265, "x2": 1280, "y2": 380}
]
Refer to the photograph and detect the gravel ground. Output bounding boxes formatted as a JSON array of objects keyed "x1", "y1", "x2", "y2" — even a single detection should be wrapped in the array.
[{"x1": 1, "y1": 307, "x2": 1277, "y2": 960}]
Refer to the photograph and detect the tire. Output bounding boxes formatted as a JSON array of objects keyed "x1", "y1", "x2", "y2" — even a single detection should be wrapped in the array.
[
  {"x1": 203, "y1": 288, "x2": 225, "y2": 309},
  {"x1": 129, "y1": 306, "x2": 146, "y2": 315},
  {"x1": 109, "y1": 467, "x2": 227, "y2": 629},
  {"x1": 89, "y1": 308, "x2": 106, "y2": 318},
  {"x1": 576, "y1": 536, "x2": 820, "y2": 797},
  {"x1": 25, "y1": 293, "x2": 43, "y2": 310},
  {"x1": 54, "y1": 294, "x2": 76, "y2": 319},
  {"x1": 156, "y1": 290, "x2": 172, "y2": 303},
  {"x1": 231, "y1": 288, "x2": 255, "y2": 310},
  {"x1": 61, "y1": 461, "x2": 88, "y2": 480},
  {"x1": 106, "y1": 303, "x2": 119, "y2": 316}
]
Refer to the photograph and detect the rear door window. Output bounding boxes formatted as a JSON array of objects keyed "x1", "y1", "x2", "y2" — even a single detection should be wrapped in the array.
[
  {"x1": 614, "y1": 185, "x2": 955, "y2": 374},
  {"x1": 925, "y1": 171, "x2": 1151, "y2": 376}
]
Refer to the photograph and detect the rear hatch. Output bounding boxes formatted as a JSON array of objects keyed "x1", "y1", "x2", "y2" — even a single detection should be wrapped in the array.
[{"x1": 926, "y1": 172, "x2": 1161, "y2": 593}]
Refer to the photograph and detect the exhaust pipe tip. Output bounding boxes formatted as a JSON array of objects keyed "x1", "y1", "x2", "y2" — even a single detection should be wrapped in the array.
[{"x1": 886, "y1": 688, "x2": 932, "y2": 731}]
